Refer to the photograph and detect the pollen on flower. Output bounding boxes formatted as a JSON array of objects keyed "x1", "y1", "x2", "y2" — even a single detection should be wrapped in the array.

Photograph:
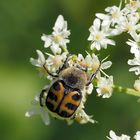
[
  {"x1": 96, "y1": 76, "x2": 114, "y2": 98},
  {"x1": 78, "y1": 59, "x2": 87, "y2": 68},
  {"x1": 126, "y1": 24, "x2": 134, "y2": 32},
  {"x1": 101, "y1": 86, "x2": 112, "y2": 94},
  {"x1": 53, "y1": 35, "x2": 63, "y2": 43},
  {"x1": 91, "y1": 62, "x2": 100, "y2": 73},
  {"x1": 52, "y1": 55, "x2": 63, "y2": 66},
  {"x1": 95, "y1": 33, "x2": 104, "y2": 41},
  {"x1": 112, "y1": 11, "x2": 121, "y2": 19}
]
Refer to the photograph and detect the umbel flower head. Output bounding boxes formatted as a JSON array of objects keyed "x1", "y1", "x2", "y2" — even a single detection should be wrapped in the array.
[
  {"x1": 96, "y1": 76, "x2": 113, "y2": 98},
  {"x1": 26, "y1": 14, "x2": 114, "y2": 125},
  {"x1": 26, "y1": 0, "x2": 140, "y2": 126}
]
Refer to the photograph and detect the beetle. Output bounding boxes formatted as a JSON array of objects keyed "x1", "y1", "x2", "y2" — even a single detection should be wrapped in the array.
[{"x1": 39, "y1": 55, "x2": 100, "y2": 119}]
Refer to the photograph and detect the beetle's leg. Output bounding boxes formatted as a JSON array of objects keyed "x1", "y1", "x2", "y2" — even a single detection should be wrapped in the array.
[
  {"x1": 39, "y1": 89, "x2": 46, "y2": 107},
  {"x1": 39, "y1": 89, "x2": 47, "y2": 107},
  {"x1": 86, "y1": 63, "x2": 101, "y2": 86},
  {"x1": 43, "y1": 63, "x2": 59, "y2": 78},
  {"x1": 43, "y1": 54, "x2": 70, "y2": 77}
]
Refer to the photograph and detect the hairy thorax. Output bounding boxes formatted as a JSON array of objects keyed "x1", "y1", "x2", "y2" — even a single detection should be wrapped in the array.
[{"x1": 60, "y1": 67, "x2": 88, "y2": 90}]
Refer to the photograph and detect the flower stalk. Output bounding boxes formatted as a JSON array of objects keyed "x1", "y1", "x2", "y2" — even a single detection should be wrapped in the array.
[{"x1": 113, "y1": 85, "x2": 140, "y2": 97}]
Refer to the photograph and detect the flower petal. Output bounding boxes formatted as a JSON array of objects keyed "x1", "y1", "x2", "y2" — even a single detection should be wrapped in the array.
[
  {"x1": 96, "y1": 13, "x2": 107, "y2": 20},
  {"x1": 30, "y1": 50, "x2": 45, "y2": 67},
  {"x1": 41, "y1": 34, "x2": 52, "y2": 48},
  {"x1": 40, "y1": 108, "x2": 50, "y2": 125},
  {"x1": 25, "y1": 106, "x2": 42, "y2": 117},
  {"x1": 101, "y1": 61, "x2": 112, "y2": 69},
  {"x1": 53, "y1": 15, "x2": 64, "y2": 31},
  {"x1": 93, "y1": 18, "x2": 101, "y2": 30}
]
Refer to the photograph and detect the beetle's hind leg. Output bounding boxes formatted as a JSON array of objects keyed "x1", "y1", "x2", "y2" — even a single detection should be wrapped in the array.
[{"x1": 39, "y1": 89, "x2": 47, "y2": 107}]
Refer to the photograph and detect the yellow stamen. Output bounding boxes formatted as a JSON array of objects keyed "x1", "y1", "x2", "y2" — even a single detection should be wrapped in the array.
[
  {"x1": 53, "y1": 35, "x2": 63, "y2": 43},
  {"x1": 95, "y1": 34, "x2": 103, "y2": 41},
  {"x1": 101, "y1": 86, "x2": 111, "y2": 94}
]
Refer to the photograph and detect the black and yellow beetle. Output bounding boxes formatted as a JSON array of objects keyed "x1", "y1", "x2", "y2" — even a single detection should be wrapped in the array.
[{"x1": 39, "y1": 55, "x2": 100, "y2": 119}]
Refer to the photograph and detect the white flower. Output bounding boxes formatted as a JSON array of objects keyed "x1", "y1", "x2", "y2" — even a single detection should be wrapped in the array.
[
  {"x1": 96, "y1": 5, "x2": 125, "y2": 26},
  {"x1": 127, "y1": 39, "x2": 140, "y2": 58},
  {"x1": 87, "y1": 53, "x2": 100, "y2": 72},
  {"x1": 88, "y1": 18, "x2": 115, "y2": 51},
  {"x1": 134, "y1": 78, "x2": 140, "y2": 91},
  {"x1": 45, "y1": 52, "x2": 67, "y2": 73},
  {"x1": 77, "y1": 53, "x2": 112, "y2": 75},
  {"x1": 118, "y1": 16, "x2": 140, "y2": 34},
  {"x1": 96, "y1": 76, "x2": 113, "y2": 98},
  {"x1": 134, "y1": 131, "x2": 140, "y2": 140},
  {"x1": 41, "y1": 15, "x2": 70, "y2": 54},
  {"x1": 30, "y1": 50, "x2": 46, "y2": 67},
  {"x1": 129, "y1": 0, "x2": 140, "y2": 11},
  {"x1": 77, "y1": 53, "x2": 100, "y2": 72},
  {"x1": 73, "y1": 53, "x2": 98, "y2": 72},
  {"x1": 107, "y1": 130, "x2": 130, "y2": 140},
  {"x1": 128, "y1": 57, "x2": 140, "y2": 75},
  {"x1": 25, "y1": 93, "x2": 50, "y2": 125},
  {"x1": 30, "y1": 50, "x2": 68, "y2": 77},
  {"x1": 127, "y1": 12, "x2": 140, "y2": 25},
  {"x1": 75, "y1": 109, "x2": 95, "y2": 124}
]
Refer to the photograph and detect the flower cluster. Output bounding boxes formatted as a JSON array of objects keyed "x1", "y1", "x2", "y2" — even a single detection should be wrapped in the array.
[
  {"x1": 26, "y1": 0, "x2": 140, "y2": 126},
  {"x1": 26, "y1": 13, "x2": 114, "y2": 125},
  {"x1": 88, "y1": 0, "x2": 140, "y2": 94},
  {"x1": 107, "y1": 130, "x2": 140, "y2": 140},
  {"x1": 41, "y1": 15, "x2": 70, "y2": 54}
]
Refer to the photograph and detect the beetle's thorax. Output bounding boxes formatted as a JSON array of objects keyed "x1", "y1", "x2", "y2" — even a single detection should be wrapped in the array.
[{"x1": 60, "y1": 67, "x2": 88, "y2": 90}]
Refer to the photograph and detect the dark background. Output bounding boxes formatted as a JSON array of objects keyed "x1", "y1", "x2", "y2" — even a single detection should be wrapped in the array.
[{"x1": 0, "y1": 0, "x2": 140, "y2": 139}]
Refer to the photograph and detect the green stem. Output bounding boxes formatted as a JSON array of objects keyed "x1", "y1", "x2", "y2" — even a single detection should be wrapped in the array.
[
  {"x1": 113, "y1": 85, "x2": 140, "y2": 97},
  {"x1": 61, "y1": 46, "x2": 69, "y2": 53}
]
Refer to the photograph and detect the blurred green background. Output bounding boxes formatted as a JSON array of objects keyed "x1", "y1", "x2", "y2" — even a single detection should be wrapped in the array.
[{"x1": 0, "y1": 0, "x2": 140, "y2": 140}]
